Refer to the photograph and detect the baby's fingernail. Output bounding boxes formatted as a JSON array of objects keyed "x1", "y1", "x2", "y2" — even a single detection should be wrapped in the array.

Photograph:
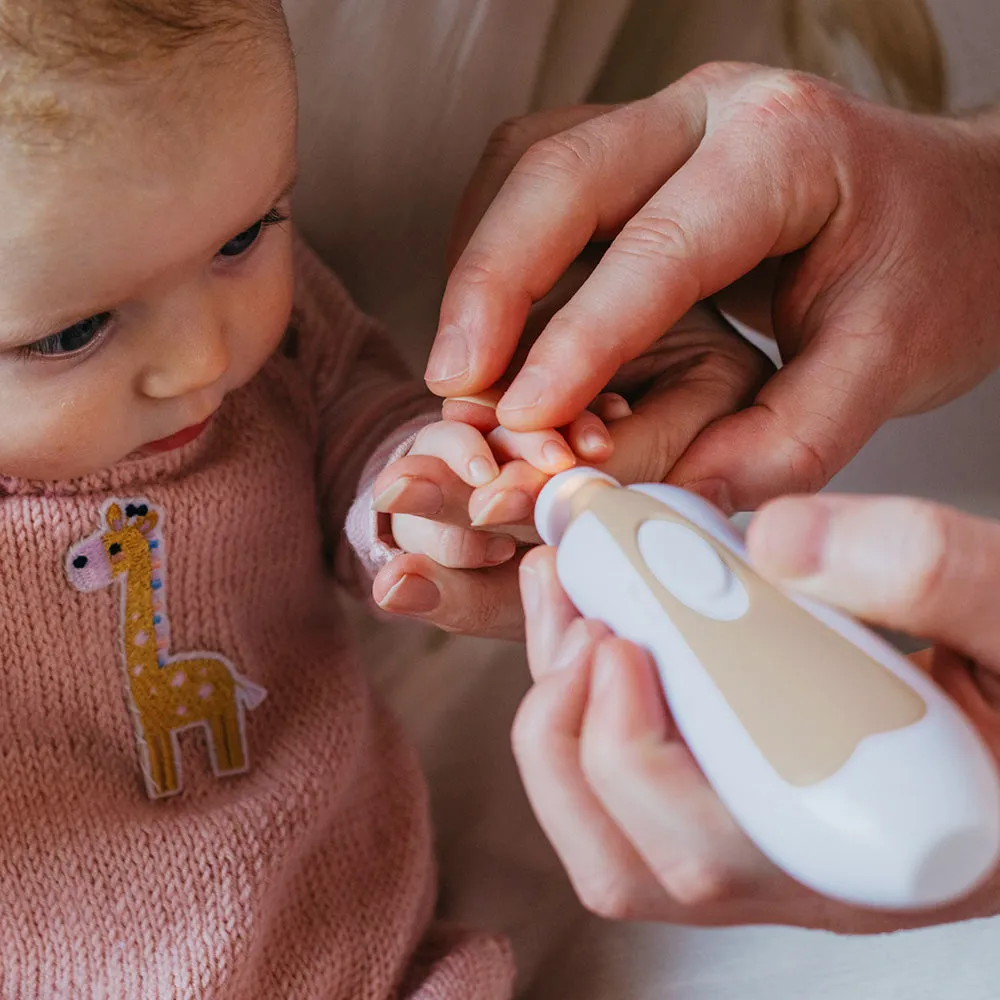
[
  {"x1": 425, "y1": 325, "x2": 470, "y2": 385},
  {"x1": 377, "y1": 573, "x2": 441, "y2": 615},
  {"x1": 597, "y1": 393, "x2": 632, "y2": 421},
  {"x1": 541, "y1": 440, "x2": 575, "y2": 473},
  {"x1": 372, "y1": 477, "x2": 443, "y2": 515},
  {"x1": 581, "y1": 426, "x2": 611, "y2": 455},
  {"x1": 499, "y1": 368, "x2": 546, "y2": 413},
  {"x1": 471, "y1": 490, "x2": 534, "y2": 527},
  {"x1": 468, "y1": 456, "x2": 499, "y2": 487},
  {"x1": 485, "y1": 534, "x2": 517, "y2": 565}
]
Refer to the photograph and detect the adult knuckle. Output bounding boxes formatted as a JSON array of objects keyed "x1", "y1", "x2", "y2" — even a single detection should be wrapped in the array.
[
  {"x1": 575, "y1": 871, "x2": 644, "y2": 921},
  {"x1": 484, "y1": 115, "x2": 539, "y2": 163},
  {"x1": 517, "y1": 129, "x2": 599, "y2": 187},
  {"x1": 901, "y1": 501, "x2": 952, "y2": 608},
  {"x1": 653, "y1": 856, "x2": 731, "y2": 907}
]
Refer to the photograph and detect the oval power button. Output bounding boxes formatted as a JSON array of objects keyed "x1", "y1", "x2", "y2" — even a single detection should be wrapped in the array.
[{"x1": 636, "y1": 520, "x2": 749, "y2": 621}]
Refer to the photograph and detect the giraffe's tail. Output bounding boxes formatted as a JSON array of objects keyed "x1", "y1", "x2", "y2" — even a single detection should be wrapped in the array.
[{"x1": 235, "y1": 675, "x2": 268, "y2": 710}]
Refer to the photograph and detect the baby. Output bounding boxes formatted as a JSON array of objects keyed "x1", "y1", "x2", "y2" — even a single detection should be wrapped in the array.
[{"x1": 0, "y1": 2, "x2": 612, "y2": 996}]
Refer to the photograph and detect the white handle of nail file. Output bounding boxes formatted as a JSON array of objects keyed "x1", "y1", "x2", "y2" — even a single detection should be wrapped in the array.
[{"x1": 535, "y1": 468, "x2": 1000, "y2": 909}]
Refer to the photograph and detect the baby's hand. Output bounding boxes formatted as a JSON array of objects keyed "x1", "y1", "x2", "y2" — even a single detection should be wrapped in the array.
[{"x1": 372, "y1": 400, "x2": 627, "y2": 571}]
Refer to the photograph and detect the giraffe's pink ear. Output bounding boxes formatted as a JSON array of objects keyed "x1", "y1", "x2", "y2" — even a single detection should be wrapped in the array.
[
  {"x1": 106, "y1": 504, "x2": 124, "y2": 531},
  {"x1": 139, "y1": 511, "x2": 159, "y2": 535}
]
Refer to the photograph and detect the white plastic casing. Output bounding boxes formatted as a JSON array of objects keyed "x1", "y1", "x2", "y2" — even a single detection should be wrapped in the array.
[{"x1": 535, "y1": 469, "x2": 1000, "y2": 909}]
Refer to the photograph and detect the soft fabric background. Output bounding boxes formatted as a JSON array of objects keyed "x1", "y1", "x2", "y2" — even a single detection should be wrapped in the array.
[{"x1": 284, "y1": 2, "x2": 1000, "y2": 996}]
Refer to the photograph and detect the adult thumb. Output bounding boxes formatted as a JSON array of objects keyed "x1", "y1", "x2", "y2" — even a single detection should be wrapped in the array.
[{"x1": 747, "y1": 494, "x2": 1000, "y2": 669}]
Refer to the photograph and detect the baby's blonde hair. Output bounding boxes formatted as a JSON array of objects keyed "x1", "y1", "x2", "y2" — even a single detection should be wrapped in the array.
[{"x1": 0, "y1": 0, "x2": 288, "y2": 141}]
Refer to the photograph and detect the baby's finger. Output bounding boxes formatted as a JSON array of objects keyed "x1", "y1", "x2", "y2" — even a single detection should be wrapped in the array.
[
  {"x1": 564, "y1": 409, "x2": 614, "y2": 463},
  {"x1": 488, "y1": 425, "x2": 577, "y2": 476},
  {"x1": 372, "y1": 454, "x2": 472, "y2": 524},
  {"x1": 410, "y1": 420, "x2": 500, "y2": 487},
  {"x1": 440, "y1": 388, "x2": 504, "y2": 433},
  {"x1": 590, "y1": 392, "x2": 633, "y2": 423},
  {"x1": 391, "y1": 514, "x2": 516, "y2": 570},
  {"x1": 373, "y1": 553, "x2": 524, "y2": 639},
  {"x1": 469, "y1": 459, "x2": 549, "y2": 529}
]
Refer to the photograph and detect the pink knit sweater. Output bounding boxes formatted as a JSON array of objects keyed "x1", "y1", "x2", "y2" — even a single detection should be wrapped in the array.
[{"x1": 0, "y1": 240, "x2": 514, "y2": 999}]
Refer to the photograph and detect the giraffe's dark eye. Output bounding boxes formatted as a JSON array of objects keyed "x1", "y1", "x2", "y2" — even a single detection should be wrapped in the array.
[
  {"x1": 73, "y1": 555, "x2": 88, "y2": 569},
  {"x1": 108, "y1": 543, "x2": 122, "y2": 556},
  {"x1": 137, "y1": 505, "x2": 148, "y2": 517}
]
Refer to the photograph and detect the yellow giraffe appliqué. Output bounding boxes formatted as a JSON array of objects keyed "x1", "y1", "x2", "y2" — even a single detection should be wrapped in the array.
[{"x1": 66, "y1": 500, "x2": 266, "y2": 799}]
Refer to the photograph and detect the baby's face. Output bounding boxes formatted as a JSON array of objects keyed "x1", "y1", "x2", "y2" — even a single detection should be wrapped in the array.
[{"x1": 0, "y1": 55, "x2": 298, "y2": 481}]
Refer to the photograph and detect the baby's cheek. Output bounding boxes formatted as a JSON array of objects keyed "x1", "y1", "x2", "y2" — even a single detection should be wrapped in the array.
[{"x1": 0, "y1": 377, "x2": 125, "y2": 480}]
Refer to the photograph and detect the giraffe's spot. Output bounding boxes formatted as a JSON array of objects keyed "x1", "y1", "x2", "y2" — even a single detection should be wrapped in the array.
[
  {"x1": 198, "y1": 666, "x2": 209, "y2": 678},
  {"x1": 198, "y1": 684, "x2": 214, "y2": 700},
  {"x1": 176, "y1": 705, "x2": 188, "y2": 717},
  {"x1": 132, "y1": 665, "x2": 144, "y2": 677},
  {"x1": 133, "y1": 631, "x2": 148, "y2": 648},
  {"x1": 131, "y1": 612, "x2": 141, "y2": 623},
  {"x1": 149, "y1": 687, "x2": 158, "y2": 697},
  {"x1": 171, "y1": 671, "x2": 186, "y2": 688}
]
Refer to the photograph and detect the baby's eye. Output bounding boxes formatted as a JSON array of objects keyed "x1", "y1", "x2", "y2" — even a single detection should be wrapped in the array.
[
  {"x1": 218, "y1": 219, "x2": 264, "y2": 258},
  {"x1": 217, "y1": 208, "x2": 289, "y2": 260},
  {"x1": 24, "y1": 312, "x2": 112, "y2": 358}
]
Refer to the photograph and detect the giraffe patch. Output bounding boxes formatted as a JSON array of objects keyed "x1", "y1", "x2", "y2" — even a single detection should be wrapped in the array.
[{"x1": 66, "y1": 500, "x2": 266, "y2": 800}]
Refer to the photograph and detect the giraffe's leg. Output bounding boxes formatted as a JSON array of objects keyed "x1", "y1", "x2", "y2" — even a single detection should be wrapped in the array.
[
  {"x1": 208, "y1": 711, "x2": 235, "y2": 774},
  {"x1": 156, "y1": 730, "x2": 179, "y2": 795},
  {"x1": 213, "y1": 701, "x2": 247, "y2": 775},
  {"x1": 143, "y1": 730, "x2": 167, "y2": 797}
]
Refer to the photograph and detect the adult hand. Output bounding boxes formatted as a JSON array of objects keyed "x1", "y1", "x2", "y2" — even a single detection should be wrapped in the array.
[
  {"x1": 512, "y1": 494, "x2": 1000, "y2": 930},
  {"x1": 428, "y1": 62, "x2": 1000, "y2": 513},
  {"x1": 372, "y1": 273, "x2": 772, "y2": 640}
]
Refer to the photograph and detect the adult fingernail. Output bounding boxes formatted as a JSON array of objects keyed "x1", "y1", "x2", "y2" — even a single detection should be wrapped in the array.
[
  {"x1": 499, "y1": 368, "x2": 546, "y2": 413},
  {"x1": 425, "y1": 325, "x2": 470, "y2": 384},
  {"x1": 541, "y1": 440, "x2": 575, "y2": 473},
  {"x1": 551, "y1": 620, "x2": 596, "y2": 673},
  {"x1": 471, "y1": 489, "x2": 534, "y2": 527},
  {"x1": 378, "y1": 573, "x2": 441, "y2": 615},
  {"x1": 687, "y1": 478, "x2": 735, "y2": 516},
  {"x1": 485, "y1": 534, "x2": 516, "y2": 565},
  {"x1": 751, "y1": 498, "x2": 832, "y2": 580},
  {"x1": 372, "y1": 477, "x2": 444, "y2": 515},
  {"x1": 468, "y1": 456, "x2": 499, "y2": 487}
]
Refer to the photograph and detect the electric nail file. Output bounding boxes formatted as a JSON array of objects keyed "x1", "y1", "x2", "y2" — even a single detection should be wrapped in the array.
[{"x1": 534, "y1": 468, "x2": 1000, "y2": 909}]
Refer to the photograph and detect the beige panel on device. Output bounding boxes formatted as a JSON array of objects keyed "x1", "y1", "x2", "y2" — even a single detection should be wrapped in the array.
[{"x1": 571, "y1": 483, "x2": 926, "y2": 786}]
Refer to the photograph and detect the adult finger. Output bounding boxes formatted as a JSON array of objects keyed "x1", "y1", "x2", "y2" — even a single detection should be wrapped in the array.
[
  {"x1": 426, "y1": 71, "x2": 717, "y2": 397},
  {"x1": 668, "y1": 327, "x2": 898, "y2": 512},
  {"x1": 446, "y1": 105, "x2": 614, "y2": 269},
  {"x1": 490, "y1": 76, "x2": 843, "y2": 430},
  {"x1": 372, "y1": 454, "x2": 473, "y2": 524},
  {"x1": 372, "y1": 552, "x2": 524, "y2": 640},
  {"x1": 600, "y1": 332, "x2": 773, "y2": 489},
  {"x1": 512, "y1": 621, "x2": 671, "y2": 919},
  {"x1": 578, "y1": 639, "x2": 769, "y2": 905},
  {"x1": 487, "y1": 426, "x2": 577, "y2": 476},
  {"x1": 520, "y1": 545, "x2": 580, "y2": 680},
  {"x1": 748, "y1": 495, "x2": 1000, "y2": 667}
]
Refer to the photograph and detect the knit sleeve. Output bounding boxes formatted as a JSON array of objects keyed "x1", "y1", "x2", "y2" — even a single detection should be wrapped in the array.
[{"x1": 290, "y1": 236, "x2": 440, "y2": 594}]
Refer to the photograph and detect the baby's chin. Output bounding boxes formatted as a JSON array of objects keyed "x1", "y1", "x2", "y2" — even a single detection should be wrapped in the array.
[{"x1": 0, "y1": 435, "x2": 167, "y2": 483}]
